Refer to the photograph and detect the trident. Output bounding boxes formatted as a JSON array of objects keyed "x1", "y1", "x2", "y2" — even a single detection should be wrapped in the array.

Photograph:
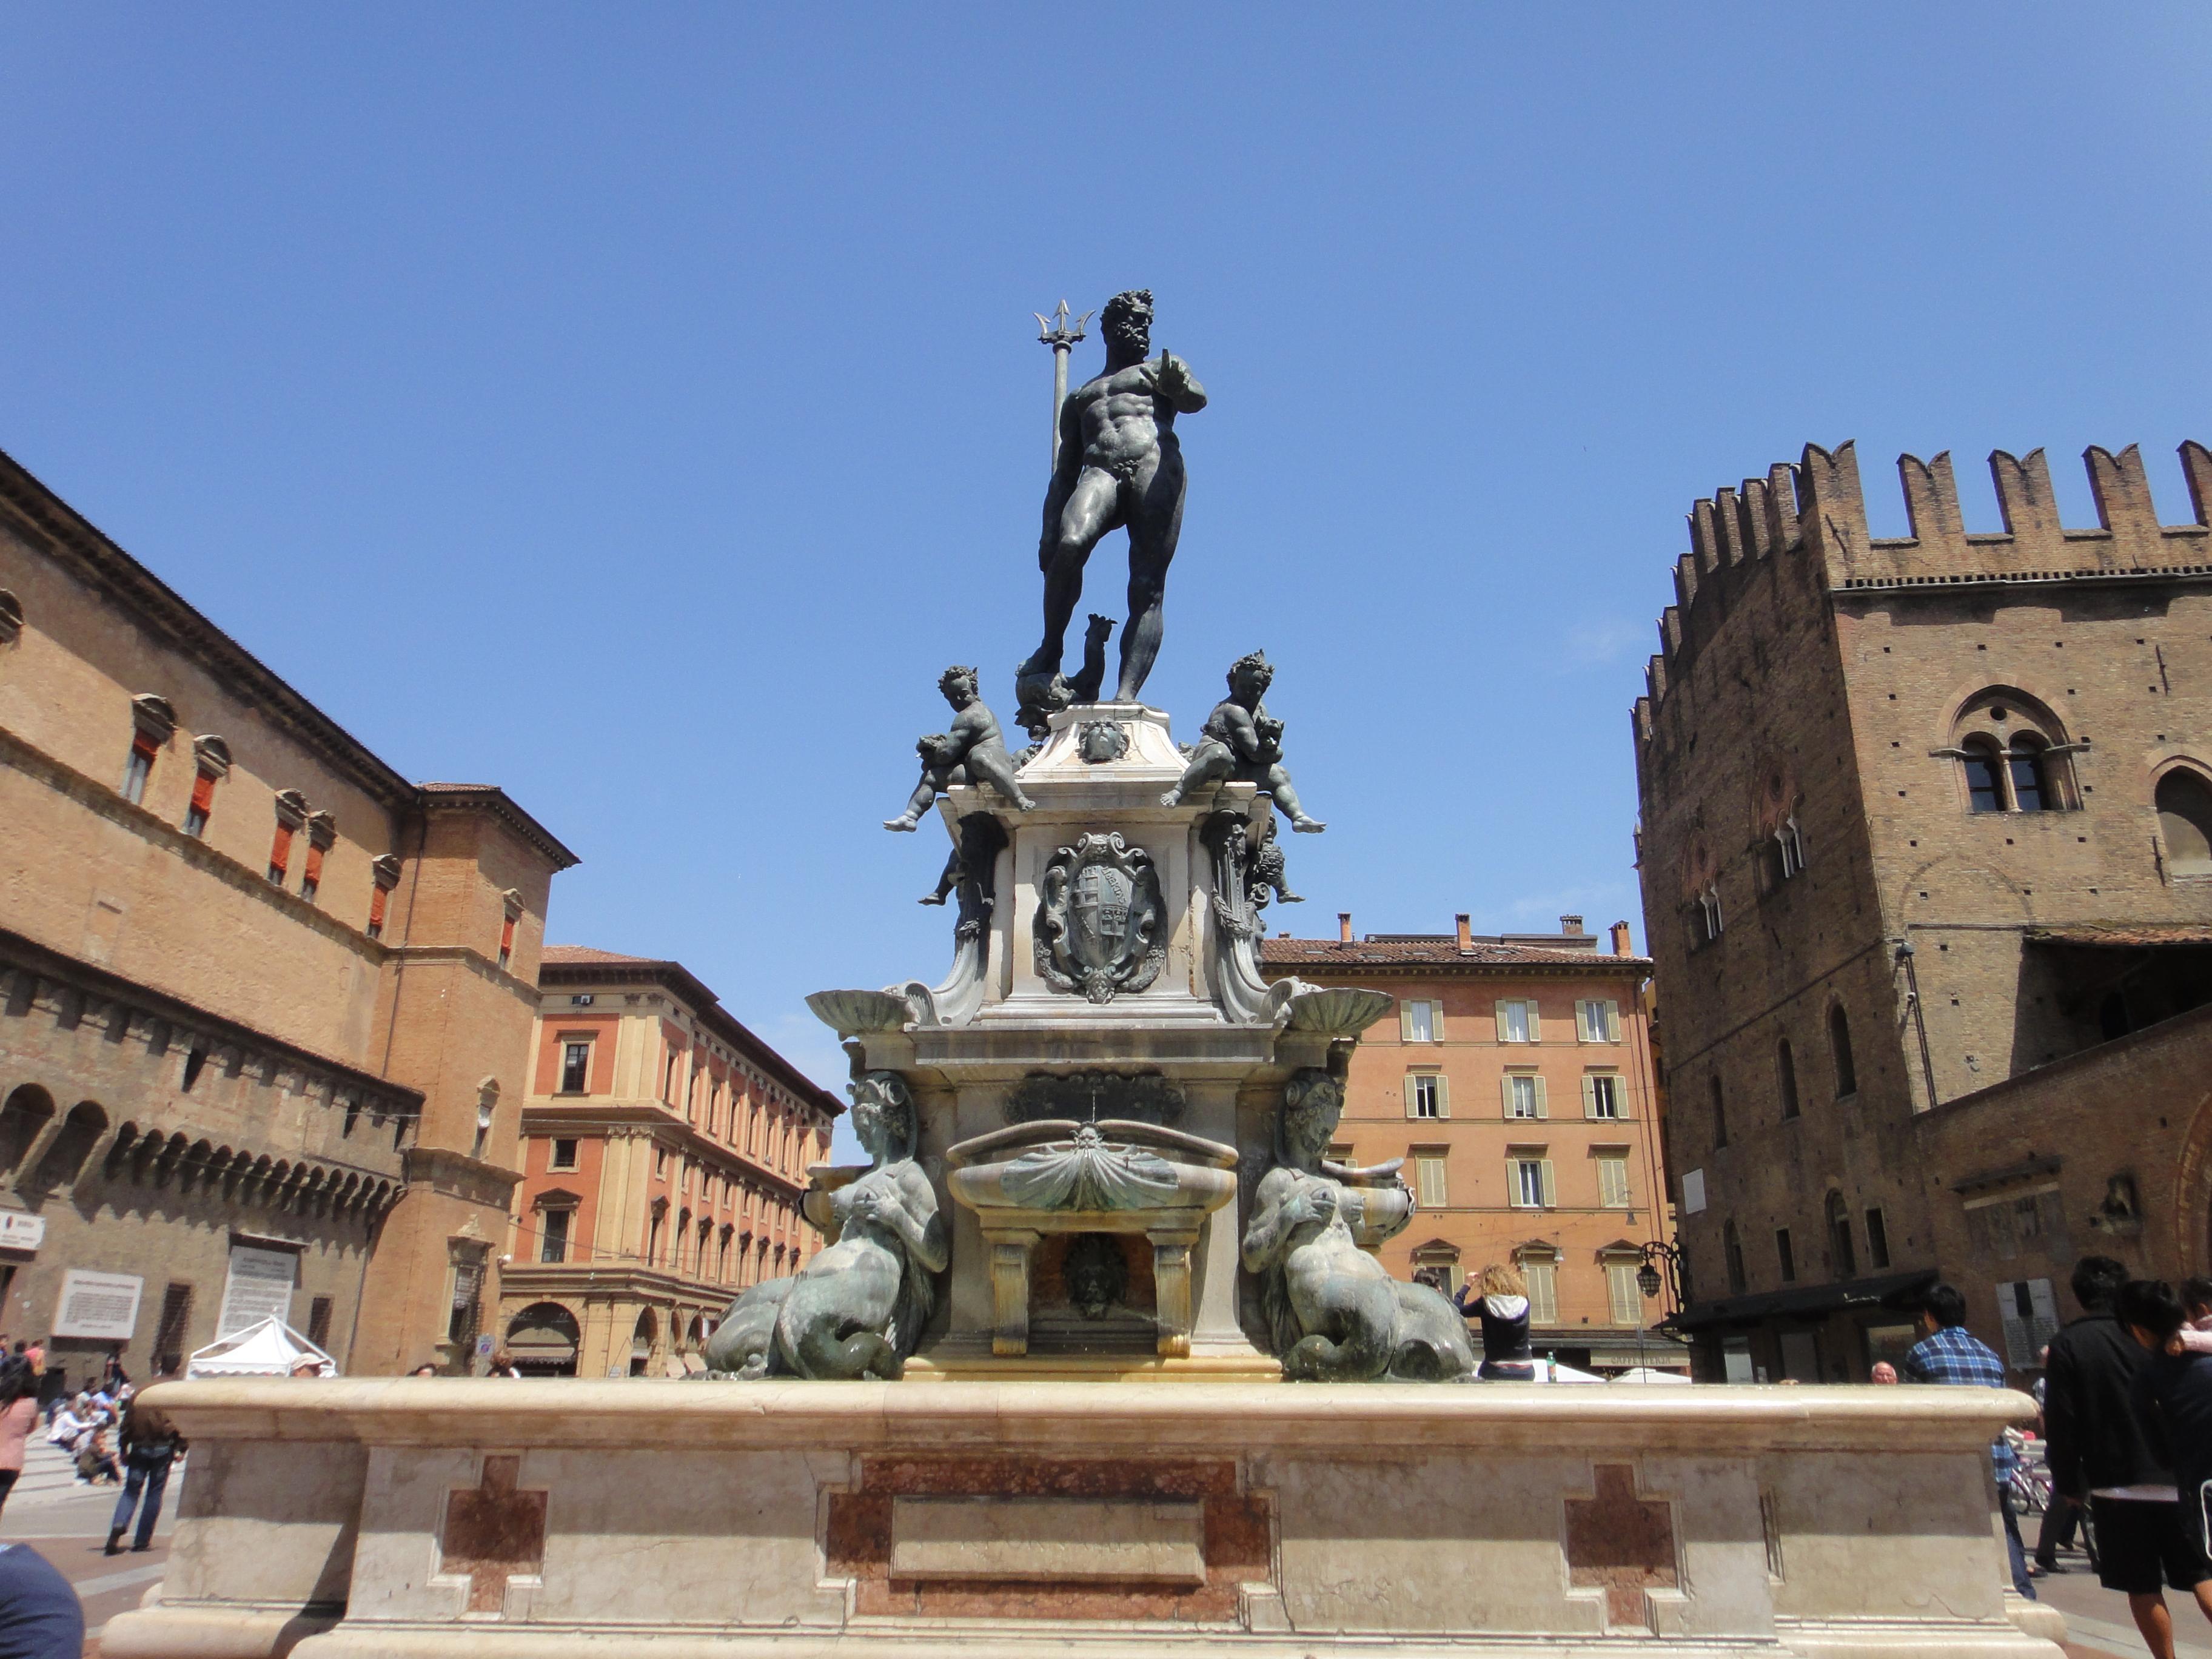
[{"x1": 1033, "y1": 298, "x2": 1093, "y2": 475}]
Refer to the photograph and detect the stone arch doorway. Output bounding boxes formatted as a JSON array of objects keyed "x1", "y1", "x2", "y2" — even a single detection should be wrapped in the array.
[
  {"x1": 2170, "y1": 1079, "x2": 2212, "y2": 1277},
  {"x1": 629, "y1": 1309, "x2": 658, "y2": 1377},
  {"x1": 505, "y1": 1302, "x2": 581, "y2": 1378}
]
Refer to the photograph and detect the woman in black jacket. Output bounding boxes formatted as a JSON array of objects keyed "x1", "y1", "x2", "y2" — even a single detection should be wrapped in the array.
[{"x1": 1455, "y1": 1263, "x2": 1535, "y2": 1381}]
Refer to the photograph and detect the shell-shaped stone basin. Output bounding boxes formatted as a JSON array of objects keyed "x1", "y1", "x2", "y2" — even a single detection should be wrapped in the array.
[{"x1": 947, "y1": 1118, "x2": 1238, "y2": 1217}]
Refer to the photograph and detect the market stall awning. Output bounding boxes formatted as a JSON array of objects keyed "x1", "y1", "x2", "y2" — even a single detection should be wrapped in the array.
[{"x1": 1665, "y1": 1268, "x2": 1936, "y2": 1334}]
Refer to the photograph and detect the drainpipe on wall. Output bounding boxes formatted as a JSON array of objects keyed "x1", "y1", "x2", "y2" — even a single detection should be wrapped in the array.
[{"x1": 1895, "y1": 939, "x2": 1939, "y2": 1112}]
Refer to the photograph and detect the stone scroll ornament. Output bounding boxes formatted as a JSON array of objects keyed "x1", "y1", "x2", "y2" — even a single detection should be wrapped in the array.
[
  {"x1": 1242, "y1": 1049, "x2": 1476, "y2": 1382},
  {"x1": 701, "y1": 1065, "x2": 947, "y2": 1381},
  {"x1": 1202, "y1": 811, "x2": 1301, "y2": 1025},
  {"x1": 1033, "y1": 832, "x2": 1167, "y2": 1003}
]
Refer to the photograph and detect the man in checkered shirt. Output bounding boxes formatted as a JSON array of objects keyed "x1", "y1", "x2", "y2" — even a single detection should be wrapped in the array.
[{"x1": 1905, "y1": 1282, "x2": 2034, "y2": 1599}]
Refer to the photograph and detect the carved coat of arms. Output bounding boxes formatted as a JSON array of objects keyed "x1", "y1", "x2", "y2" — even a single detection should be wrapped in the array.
[{"x1": 1034, "y1": 833, "x2": 1167, "y2": 1003}]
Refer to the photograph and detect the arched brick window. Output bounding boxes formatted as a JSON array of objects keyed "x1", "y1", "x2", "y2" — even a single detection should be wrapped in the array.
[
  {"x1": 1825, "y1": 1190, "x2": 1856, "y2": 1279},
  {"x1": 1828, "y1": 1005, "x2": 1857, "y2": 1098},
  {"x1": 2157, "y1": 768, "x2": 2212, "y2": 877},
  {"x1": 1950, "y1": 690, "x2": 2075, "y2": 813}
]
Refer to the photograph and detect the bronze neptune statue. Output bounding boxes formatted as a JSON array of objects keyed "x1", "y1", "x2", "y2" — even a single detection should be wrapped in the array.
[{"x1": 1016, "y1": 289, "x2": 1206, "y2": 725}]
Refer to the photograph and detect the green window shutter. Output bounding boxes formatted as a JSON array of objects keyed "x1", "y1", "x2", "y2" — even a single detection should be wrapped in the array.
[
  {"x1": 1435, "y1": 1074, "x2": 1450, "y2": 1119},
  {"x1": 1400, "y1": 1001, "x2": 1416, "y2": 1042},
  {"x1": 1540, "y1": 1161, "x2": 1557, "y2": 1207},
  {"x1": 1533, "y1": 1076, "x2": 1549, "y2": 1119},
  {"x1": 1605, "y1": 1000, "x2": 1622, "y2": 1042},
  {"x1": 1432, "y1": 1001, "x2": 1444, "y2": 1042},
  {"x1": 1495, "y1": 1002, "x2": 1510, "y2": 1043},
  {"x1": 1527, "y1": 1004, "x2": 1542, "y2": 1044},
  {"x1": 1581, "y1": 1074, "x2": 1597, "y2": 1118},
  {"x1": 1500, "y1": 1074, "x2": 1515, "y2": 1117}
]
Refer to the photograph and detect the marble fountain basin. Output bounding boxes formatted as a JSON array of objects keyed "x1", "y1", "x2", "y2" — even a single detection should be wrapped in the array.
[{"x1": 945, "y1": 1119, "x2": 1239, "y2": 1358}]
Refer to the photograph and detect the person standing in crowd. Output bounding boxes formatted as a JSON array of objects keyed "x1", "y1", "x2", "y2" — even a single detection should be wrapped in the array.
[
  {"x1": 2047, "y1": 1258, "x2": 2208, "y2": 1658},
  {"x1": 1903, "y1": 1282, "x2": 2034, "y2": 1601},
  {"x1": 2119, "y1": 1282, "x2": 2212, "y2": 1617},
  {"x1": 1871, "y1": 1362, "x2": 1899, "y2": 1384},
  {"x1": 105, "y1": 1381, "x2": 187, "y2": 1556},
  {"x1": 2031, "y1": 1339, "x2": 2086, "y2": 1575},
  {"x1": 1455, "y1": 1264, "x2": 1535, "y2": 1382},
  {"x1": 0, "y1": 1363, "x2": 38, "y2": 1520},
  {"x1": 0, "y1": 1543, "x2": 84, "y2": 1659}
]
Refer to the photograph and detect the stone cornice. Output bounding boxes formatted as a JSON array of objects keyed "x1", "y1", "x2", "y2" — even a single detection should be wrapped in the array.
[
  {"x1": 518, "y1": 1100, "x2": 806, "y2": 1198},
  {"x1": 0, "y1": 723, "x2": 395, "y2": 966},
  {"x1": 401, "y1": 1145, "x2": 521, "y2": 1207},
  {"x1": 418, "y1": 786, "x2": 579, "y2": 872},
  {"x1": 0, "y1": 446, "x2": 419, "y2": 810},
  {"x1": 0, "y1": 925, "x2": 422, "y2": 1116},
  {"x1": 497, "y1": 1262, "x2": 745, "y2": 1302},
  {"x1": 537, "y1": 960, "x2": 843, "y2": 1119}
]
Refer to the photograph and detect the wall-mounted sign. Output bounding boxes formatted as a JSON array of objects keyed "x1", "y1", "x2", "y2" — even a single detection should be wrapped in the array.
[
  {"x1": 53, "y1": 1270, "x2": 143, "y2": 1341},
  {"x1": 0, "y1": 1213, "x2": 47, "y2": 1252},
  {"x1": 216, "y1": 1244, "x2": 298, "y2": 1337}
]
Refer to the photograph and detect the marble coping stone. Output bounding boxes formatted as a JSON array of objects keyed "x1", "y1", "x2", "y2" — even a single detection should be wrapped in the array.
[{"x1": 133, "y1": 1376, "x2": 2033, "y2": 1456}]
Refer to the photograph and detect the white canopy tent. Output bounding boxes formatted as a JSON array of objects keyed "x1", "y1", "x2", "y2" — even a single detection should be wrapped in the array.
[
  {"x1": 1610, "y1": 1366, "x2": 1694, "y2": 1386},
  {"x1": 186, "y1": 1315, "x2": 337, "y2": 1379}
]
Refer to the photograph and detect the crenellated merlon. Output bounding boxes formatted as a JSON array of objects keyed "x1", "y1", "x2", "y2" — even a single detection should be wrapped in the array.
[{"x1": 1637, "y1": 439, "x2": 2212, "y2": 733}]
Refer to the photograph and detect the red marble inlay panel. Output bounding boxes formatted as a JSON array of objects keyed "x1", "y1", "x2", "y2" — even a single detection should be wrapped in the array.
[
  {"x1": 857, "y1": 1455, "x2": 1236, "y2": 1500},
  {"x1": 440, "y1": 1455, "x2": 548, "y2": 1617},
  {"x1": 828, "y1": 1455, "x2": 1272, "y2": 1621},
  {"x1": 1564, "y1": 1463, "x2": 1677, "y2": 1633}
]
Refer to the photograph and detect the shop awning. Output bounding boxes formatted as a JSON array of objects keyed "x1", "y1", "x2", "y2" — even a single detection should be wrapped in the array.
[{"x1": 1665, "y1": 1268, "x2": 1936, "y2": 1334}]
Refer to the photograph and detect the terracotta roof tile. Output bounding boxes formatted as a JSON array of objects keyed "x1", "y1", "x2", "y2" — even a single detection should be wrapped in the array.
[
  {"x1": 1260, "y1": 937, "x2": 1649, "y2": 970},
  {"x1": 541, "y1": 945, "x2": 662, "y2": 965}
]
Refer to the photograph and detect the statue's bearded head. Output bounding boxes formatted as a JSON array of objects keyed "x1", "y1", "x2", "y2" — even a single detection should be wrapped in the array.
[
  {"x1": 850, "y1": 1070, "x2": 916, "y2": 1164},
  {"x1": 1062, "y1": 1233, "x2": 1127, "y2": 1320},
  {"x1": 1101, "y1": 289, "x2": 1153, "y2": 357},
  {"x1": 1281, "y1": 1067, "x2": 1345, "y2": 1161}
]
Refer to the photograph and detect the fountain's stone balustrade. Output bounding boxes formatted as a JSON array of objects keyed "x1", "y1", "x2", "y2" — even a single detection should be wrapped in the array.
[{"x1": 102, "y1": 1376, "x2": 2060, "y2": 1659}]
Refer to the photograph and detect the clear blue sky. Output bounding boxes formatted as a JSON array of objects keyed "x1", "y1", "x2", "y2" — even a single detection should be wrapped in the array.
[{"x1": 8, "y1": 8, "x2": 2211, "y2": 1139}]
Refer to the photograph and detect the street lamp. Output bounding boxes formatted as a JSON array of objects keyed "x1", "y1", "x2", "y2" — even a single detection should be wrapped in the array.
[{"x1": 1637, "y1": 1240, "x2": 1683, "y2": 1314}]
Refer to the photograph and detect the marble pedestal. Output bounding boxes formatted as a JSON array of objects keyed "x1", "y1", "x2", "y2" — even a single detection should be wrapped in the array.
[
  {"x1": 103, "y1": 1376, "x2": 2063, "y2": 1659},
  {"x1": 834, "y1": 700, "x2": 1382, "y2": 1372}
]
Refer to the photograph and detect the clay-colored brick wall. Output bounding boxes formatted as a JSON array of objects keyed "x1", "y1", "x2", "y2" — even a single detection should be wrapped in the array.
[
  {"x1": 0, "y1": 447, "x2": 572, "y2": 1375},
  {"x1": 1635, "y1": 439, "x2": 2212, "y2": 1379}
]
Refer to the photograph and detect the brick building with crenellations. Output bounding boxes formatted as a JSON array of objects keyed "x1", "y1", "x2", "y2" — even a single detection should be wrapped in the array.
[
  {"x1": 1262, "y1": 914, "x2": 1686, "y2": 1373},
  {"x1": 0, "y1": 445, "x2": 577, "y2": 1382},
  {"x1": 1634, "y1": 439, "x2": 2212, "y2": 1382},
  {"x1": 498, "y1": 947, "x2": 842, "y2": 1376}
]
